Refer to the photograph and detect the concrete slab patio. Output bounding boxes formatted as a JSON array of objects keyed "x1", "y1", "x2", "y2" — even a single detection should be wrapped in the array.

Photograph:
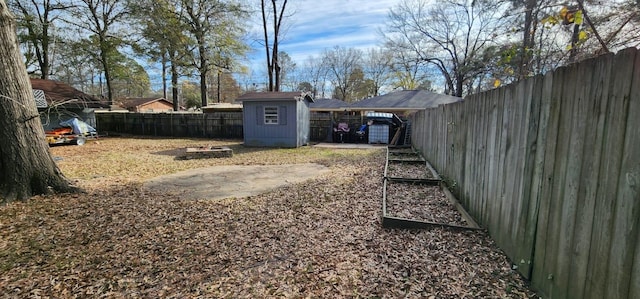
[{"x1": 144, "y1": 163, "x2": 330, "y2": 200}]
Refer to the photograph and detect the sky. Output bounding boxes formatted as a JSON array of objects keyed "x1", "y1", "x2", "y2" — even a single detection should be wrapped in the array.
[{"x1": 241, "y1": 0, "x2": 401, "y2": 83}]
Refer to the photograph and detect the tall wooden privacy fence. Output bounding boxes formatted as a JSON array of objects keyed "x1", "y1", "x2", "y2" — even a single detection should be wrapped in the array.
[
  {"x1": 96, "y1": 112, "x2": 244, "y2": 138},
  {"x1": 96, "y1": 111, "x2": 364, "y2": 142},
  {"x1": 411, "y1": 48, "x2": 640, "y2": 298}
]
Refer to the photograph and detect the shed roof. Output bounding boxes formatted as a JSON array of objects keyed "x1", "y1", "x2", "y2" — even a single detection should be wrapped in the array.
[
  {"x1": 237, "y1": 91, "x2": 314, "y2": 103},
  {"x1": 349, "y1": 90, "x2": 462, "y2": 111},
  {"x1": 30, "y1": 78, "x2": 108, "y2": 109}
]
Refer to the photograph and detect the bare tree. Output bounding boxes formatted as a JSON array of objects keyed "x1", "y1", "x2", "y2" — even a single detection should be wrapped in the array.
[
  {"x1": 322, "y1": 46, "x2": 363, "y2": 102},
  {"x1": 386, "y1": 47, "x2": 430, "y2": 90},
  {"x1": 362, "y1": 48, "x2": 392, "y2": 96},
  {"x1": 261, "y1": 0, "x2": 289, "y2": 91},
  {"x1": 384, "y1": 0, "x2": 508, "y2": 97},
  {"x1": 0, "y1": 0, "x2": 78, "y2": 203},
  {"x1": 301, "y1": 55, "x2": 328, "y2": 98}
]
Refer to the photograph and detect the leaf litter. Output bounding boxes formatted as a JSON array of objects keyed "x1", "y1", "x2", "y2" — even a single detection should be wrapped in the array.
[{"x1": 0, "y1": 137, "x2": 537, "y2": 298}]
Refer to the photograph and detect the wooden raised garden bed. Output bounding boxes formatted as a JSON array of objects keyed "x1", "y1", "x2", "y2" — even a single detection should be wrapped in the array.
[{"x1": 382, "y1": 147, "x2": 480, "y2": 230}]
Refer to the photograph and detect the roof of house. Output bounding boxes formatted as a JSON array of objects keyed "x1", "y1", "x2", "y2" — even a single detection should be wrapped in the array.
[
  {"x1": 309, "y1": 98, "x2": 349, "y2": 111},
  {"x1": 202, "y1": 103, "x2": 243, "y2": 112},
  {"x1": 237, "y1": 91, "x2": 314, "y2": 103},
  {"x1": 122, "y1": 97, "x2": 172, "y2": 109},
  {"x1": 30, "y1": 78, "x2": 108, "y2": 109},
  {"x1": 349, "y1": 90, "x2": 462, "y2": 111}
]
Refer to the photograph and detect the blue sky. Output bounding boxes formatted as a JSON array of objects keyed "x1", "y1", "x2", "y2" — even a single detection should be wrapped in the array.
[{"x1": 242, "y1": 0, "x2": 401, "y2": 78}]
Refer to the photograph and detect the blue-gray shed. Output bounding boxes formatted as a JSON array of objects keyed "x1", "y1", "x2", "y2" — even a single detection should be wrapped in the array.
[{"x1": 239, "y1": 92, "x2": 314, "y2": 147}]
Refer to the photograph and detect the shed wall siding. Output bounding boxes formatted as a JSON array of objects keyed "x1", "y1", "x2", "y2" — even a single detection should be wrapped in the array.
[{"x1": 243, "y1": 101, "x2": 299, "y2": 147}]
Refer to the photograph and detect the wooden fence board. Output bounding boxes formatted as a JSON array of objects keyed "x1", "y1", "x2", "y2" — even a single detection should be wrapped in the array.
[
  {"x1": 465, "y1": 96, "x2": 474, "y2": 219},
  {"x1": 547, "y1": 61, "x2": 584, "y2": 299},
  {"x1": 495, "y1": 86, "x2": 512, "y2": 250},
  {"x1": 605, "y1": 48, "x2": 638, "y2": 299},
  {"x1": 439, "y1": 105, "x2": 447, "y2": 171},
  {"x1": 511, "y1": 82, "x2": 530, "y2": 262},
  {"x1": 475, "y1": 98, "x2": 485, "y2": 222},
  {"x1": 513, "y1": 76, "x2": 538, "y2": 279},
  {"x1": 554, "y1": 60, "x2": 590, "y2": 299},
  {"x1": 522, "y1": 75, "x2": 545, "y2": 277},
  {"x1": 509, "y1": 80, "x2": 528, "y2": 262},
  {"x1": 627, "y1": 50, "x2": 640, "y2": 299},
  {"x1": 584, "y1": 54, "x2": 626, "y2": 299},
  {"x1": 461, "y1": 99, "x2": 475, "y2": 220},
  {"x1": 484, "y1": 90, "x2": 499, "y2": 231},
  {"x1": 528, "y1": 72, "x2": 553, "y2": 286},
  {"x1": 498, "y1": 84, "x2": 516, "y2": 258},
  {"x1": 454, "y1": 102, "x2": 467, "y2": 207},
  {"x1": 565, "y1": 55, "x2": 605, "y2": 299},
  {"x1": 532, "y1": 66, "x2": 565, "y2": 295},
  {"x1": 481, "y1": 91, "x2": 494, "y2": 228}
]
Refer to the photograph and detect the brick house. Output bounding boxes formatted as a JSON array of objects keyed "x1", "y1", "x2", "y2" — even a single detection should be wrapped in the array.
[{"x1": 122, "y1": 97, "x2": 174, "y2": 112}]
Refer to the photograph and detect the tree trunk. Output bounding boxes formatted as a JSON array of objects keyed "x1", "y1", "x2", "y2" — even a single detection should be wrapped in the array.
[
  {"x1": 520, "y1": 0, "x2": 537, "y2": 79},
  {"x1": 198, "y1": 41, "x2": 208, "y2": 107},
  {"x1": 100, "y1": 40, "x2": 113, "y2": 106},
  {"x1": 272, "y1": 0, "x2": 280, "y2": 92},
  {"x1": 162, "y1": 53, "x2": 167, "y2": 101},
  {"x1": 261, "y1": 0, "x2": 273, "y2": 91},
  {"x1": 0, "y1": 0, "x2": 79, "y2": 204},
  {"x1": 199, "y1": 66, "x2": 208, "y2": 107},
  {"x1": 169, "y1": 50, "x2": 179, "y2": 111}
]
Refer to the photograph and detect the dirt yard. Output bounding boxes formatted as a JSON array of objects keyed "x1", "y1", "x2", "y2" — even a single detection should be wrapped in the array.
[{"x1": 0, "y1": 137, "x2": 537, "y2": 298}]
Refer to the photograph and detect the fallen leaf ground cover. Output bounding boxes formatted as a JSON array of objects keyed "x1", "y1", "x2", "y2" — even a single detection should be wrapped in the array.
[{"x1": 0, "y1": 137, "x2": 537, "y2": 298}]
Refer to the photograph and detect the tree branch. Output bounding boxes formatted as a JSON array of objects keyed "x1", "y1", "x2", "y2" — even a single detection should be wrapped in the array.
[{"x1": 576, "y1": 0, "x2": 609, "y2": 53}]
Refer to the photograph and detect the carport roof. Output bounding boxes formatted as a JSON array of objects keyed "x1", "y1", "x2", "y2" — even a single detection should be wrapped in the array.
[
  {"x1": 310, "y1": 98, "x2": 349, "y2": 111},
  {"x1": 349, "y1": 90, "x2": 462, "y2": 111}
]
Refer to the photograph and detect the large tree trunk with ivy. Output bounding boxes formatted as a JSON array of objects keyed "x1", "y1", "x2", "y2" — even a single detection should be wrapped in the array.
[{"x1": 0, "y1": 0, "x2": 79, "y2": 204}]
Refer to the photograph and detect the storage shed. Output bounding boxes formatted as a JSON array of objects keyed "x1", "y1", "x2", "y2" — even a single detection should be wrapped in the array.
[{"x1": 239, "y1": 92, "x2": 314, "y2": 147}]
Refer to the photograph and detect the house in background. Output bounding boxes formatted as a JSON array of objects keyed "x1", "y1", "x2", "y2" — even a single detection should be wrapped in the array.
[
  {"x1": 239, "y1": 91, "x2": 314, "y2": 148},
  {"x1": 31, "y1": 78, "x2": 108, "y2": 131},
  {"x1": 122, "y1": 97, "x2": 174, "y2": 112}
]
